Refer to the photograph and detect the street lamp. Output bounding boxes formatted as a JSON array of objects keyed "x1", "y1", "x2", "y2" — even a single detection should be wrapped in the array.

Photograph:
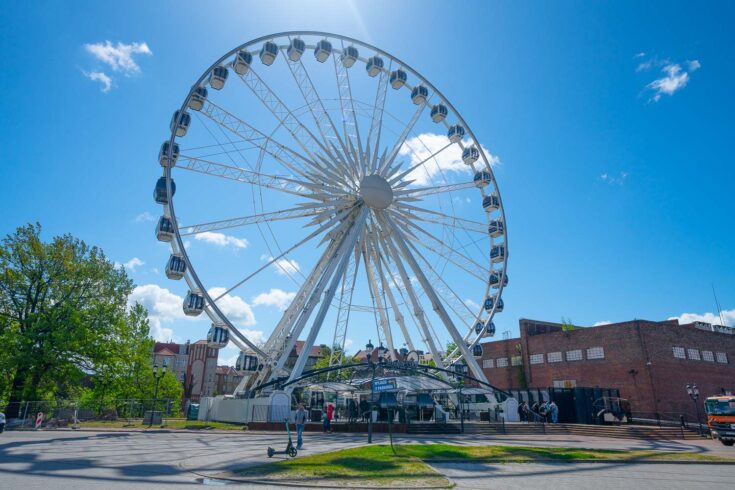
[
  {"x1": 365, "y1": 340, "x2": 376, "y2": 444},
  {"x1": 685, "y1": 383, "x2": 703, "y2": 436},
  {"x1": 150, "y1": 361, "x2": 167, "y2": 427},
  {"x1": 453, "y1": 362, "x2": 468, "y2": 433}
]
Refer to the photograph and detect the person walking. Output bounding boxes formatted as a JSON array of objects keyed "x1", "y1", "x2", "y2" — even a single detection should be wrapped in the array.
[
  {"x1": 326, "y1": 402, "x2": 334, "y2": 432},
  {"x1": 517, "y1": 402, "x2": 525, "y2": 422},
  {"x1": 550, "y1": 400, "x2": 559, "y2": 424},
  {"x1": 294, "y1": 403, "x2": 307, "y2": 450}
]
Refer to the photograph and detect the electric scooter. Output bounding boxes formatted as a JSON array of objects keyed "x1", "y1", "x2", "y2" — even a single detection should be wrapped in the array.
[{"x1": 267, "y1": 419, "x2": 298, "y2": 458}]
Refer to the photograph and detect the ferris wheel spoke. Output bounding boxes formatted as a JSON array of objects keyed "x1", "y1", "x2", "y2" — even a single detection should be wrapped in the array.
[
  {"x1": 377, "y1": 99, "x2": 429, "y2": 177},
  {"x1": 327, "y1": 243, "x2": 362, "y2": 375},
  {"x1": 393, "y1": 181, "x2": 477, "y2": 200},
  {"x1": 366, "y1": 60, "x2": 391, "y2": 175},
  {"x1": 281, "y1": 44, "x2": 352, "y2": 172},
  {"x1": 200, "y1": 100, "x2": 332, "y2": 185},
  {"x1": 232, "y1": 65, "x2": 341, "y2": 180},
  {"x1": 380, "y1": 213, "x2": 490, "y2": 384},
  {"x1": 179, "y1": 204, "x2": 338, "y2": 236},
  {"x1": 389, "y1": 210, "x2": 488, "y2": 282},
  {"x1": 392, "y1": 203, "x2": 488, "y2": 234},
  {"x1": 387, "y1": 140, "x2": 454, "y2": 184},
  {"x1": 363, "y1": 230, "x2": 397, "y2": 359},
  {"x1": 333, "y1": 40, "x2": 365, "y2": 172}
]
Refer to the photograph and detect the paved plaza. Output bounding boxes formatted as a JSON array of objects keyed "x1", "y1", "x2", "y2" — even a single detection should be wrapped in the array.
[{"x1": 1, "y1": 429, "x2": 734, "y2": 489}]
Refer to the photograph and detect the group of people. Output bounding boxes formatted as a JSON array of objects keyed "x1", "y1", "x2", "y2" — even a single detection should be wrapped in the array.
[{"x1": 517, "y1": 400, "x2": 559, "y2": 423}]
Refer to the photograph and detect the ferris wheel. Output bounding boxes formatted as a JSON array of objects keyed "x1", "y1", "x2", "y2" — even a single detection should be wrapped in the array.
[{"x1": 153, "y1": 31, "x2": 508, "y2": 391}]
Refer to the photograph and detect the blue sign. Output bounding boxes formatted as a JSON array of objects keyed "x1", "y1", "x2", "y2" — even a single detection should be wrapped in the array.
[{"x1": 373, "y1": 378, "x2": 397, "y2": 392}]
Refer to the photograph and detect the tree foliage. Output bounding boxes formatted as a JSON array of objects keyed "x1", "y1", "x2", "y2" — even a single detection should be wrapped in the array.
[{"x1": 0, "y1": 223, "x2": 176, "y2": 415}]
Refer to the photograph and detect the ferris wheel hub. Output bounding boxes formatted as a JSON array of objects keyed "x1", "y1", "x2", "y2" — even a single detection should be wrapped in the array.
[{"x1": 359, "y1": 175, "x2": 393, "y2": 210}]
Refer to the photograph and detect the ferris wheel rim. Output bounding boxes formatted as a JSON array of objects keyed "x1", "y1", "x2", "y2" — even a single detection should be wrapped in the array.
[{"x1": 160, "y1": 30, "x2": 508, "y2": 371}]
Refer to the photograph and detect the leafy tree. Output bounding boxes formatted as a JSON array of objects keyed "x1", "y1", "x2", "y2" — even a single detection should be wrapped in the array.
[{"x1": 0, "y1": 223, "x2": 155, "y2": 416}]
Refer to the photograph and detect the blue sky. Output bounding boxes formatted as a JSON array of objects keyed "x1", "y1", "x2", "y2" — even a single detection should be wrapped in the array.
[{"x1": 2, "y1": 1, "x2": 734, "y2": 366}]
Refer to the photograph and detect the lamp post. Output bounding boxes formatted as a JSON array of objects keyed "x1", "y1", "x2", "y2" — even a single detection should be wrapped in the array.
[
  {"x1": 454, "y1": 363, "x2": 468, "y2": 433},
  {"x1": 150, "y1": 361, "x2": 167, "y2": 427},
  {"x1": 366, "y1": 340, "x2": 375, "y2": 444},
  {"x1": 685, "y1": 383, "x2": 703, "y2": 436}
]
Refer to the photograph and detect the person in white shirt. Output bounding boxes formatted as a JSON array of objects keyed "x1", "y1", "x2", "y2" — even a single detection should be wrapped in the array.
[{"x1": 294, "y1": 403, "x2": 307, "y2": 449}]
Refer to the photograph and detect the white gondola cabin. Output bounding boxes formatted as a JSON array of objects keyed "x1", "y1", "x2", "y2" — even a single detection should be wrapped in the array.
[
  {"x1": 158, "y1": 141, "x2": 179, "y2": 167},
  {"x1": 260, "y1": 41, "x2": 279, "y2": 65},
  {"x1": 488, "y1": 219, "x2": 504, "y2": 237},
  {"x1": 209, "y1": 65, "x2": 228, "y2": 90},
  {"x1": 366, "y1": 56, "x2": 384, "y2": 77},
  {"x1": 183, "y1": 290, "x2": 205, "y2": 316},
  {"x1": 207, "y1": 324, "x2": 229, "y2": 349},
  {"x1": 430, "y1": 104, "x2": 448, "y2": 123},
  {"x1": 411, "y1": 85, "x2": 428, "y2": 104},
  {"x1": 482, "y1": 194, "x2": 500, "y2": 212},
  {"x1": 188, "y1": 86, "x2": 208, "y2": 111},
  {"x1": 154, "y1": 177, "x2": 176, "y2": 204},
  {"x1": 165, "y1": 253, "x2": 186, "y2": 280},
  {"x1": 170, "y1": 110, "x2": 191, "y2": 137},
  {"x1": 235, "y1": 352, "x2": 259, "y2": 372},
  {"x1": 314, "y1": 39, "x2": 332, "y2": 62},
  {"x1": 473, "y1": 171, "x2": 492, "y2": 187},
  {"x1": 483, "y1": 296, "x2": 504, "y2": 312},
  {"x1": 232, "y1": 50, "x2": 253, "y2": 75},
  {"x1": 490, "y1": 245, "x2": 506, "y2": 263},
  {"x1": 155, "y1": 216, "x2": 174, "y2": 242},
  {"x1": 473, "y1": 344, "x2": 483, "y2": 357},
  {"x1": 462, "y1": 146, "x2": 479, "y2": 165},
  {"x1": 447, "y1": 124, "x2": 465, "y2": 143},
  {"x1": 341, "y1": 46, "x2": 359, "y2": 68},
  {"x1": 484, "y1": 319, "x2": 496, "y2": 336},
  {"x1": 474, "y1": 321, "x2": 484, "y2": 335},
  {"x1": 389, "y1": 69, "x2": 407, "y2": 89},
  {"x1": 489, "y1": 271, "x2": 508, "y2": 288},
  {"x1": 287, "y1": 38, "x2": 305, "y2": 61}
]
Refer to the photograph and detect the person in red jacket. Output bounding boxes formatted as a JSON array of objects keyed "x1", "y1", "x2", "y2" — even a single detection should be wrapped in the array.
[{"x1": 326, "y1": 403, "x2": 334, "y2": 433}]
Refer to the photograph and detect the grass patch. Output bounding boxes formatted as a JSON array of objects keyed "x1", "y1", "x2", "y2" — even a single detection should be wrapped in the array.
[
  {"x1": 79, "y1": 419, "x2": 247, "y2": 431},
  {"x1": 236, "y1": 443, "x2": 734, "y2": 487}
]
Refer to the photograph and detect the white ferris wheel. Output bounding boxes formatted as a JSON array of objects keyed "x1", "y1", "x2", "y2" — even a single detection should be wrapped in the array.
[{"x1": 153, "y1": 31, "x2": 508, "y2": 392}]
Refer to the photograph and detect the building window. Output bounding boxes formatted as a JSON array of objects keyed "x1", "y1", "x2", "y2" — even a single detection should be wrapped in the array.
[
  {"x1": 547, "y1": 351, "x2": 562, "y2": 363},
  {"x1": 511, "y1": 355, "x2": 522, "y2": 366},
  {"x1": 496, "y1": 357, "x2": 509, "y2": 368},
  {"x1": 529, "y1": 354, "x2": 544, "y2": 365},
  {"x1": 553, "y1": 380, "x2": 577, "y2": 388},
  {"x1": 716, "y1": 352, "x2": 729, "y2": 364},
  {"x1": 672, "y1": 346, "x2": 686, "y2": 359},
  {"x1": 566, "y1": 349, "x2": 583, "y2": 361},
  {"x1": 702, "y1": 350, "x2": 715, "y2": 362},
  {"x1": 587, "y1": 347, "x2": 605, "y2": 359},
  {"x1": 687, "y1": 348, "x2": 701, "y2": 361},
  {"x1": 483, "y1": 359, "x2": 494, "y2": 369}
]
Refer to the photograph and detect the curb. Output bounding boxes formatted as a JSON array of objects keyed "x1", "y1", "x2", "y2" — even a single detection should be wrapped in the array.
[{"x1": 424, "y1": 458, "x2": 735, "y2": 465}]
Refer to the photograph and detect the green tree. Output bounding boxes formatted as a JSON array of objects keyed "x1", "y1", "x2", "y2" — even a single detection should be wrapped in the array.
[{"x1": 0, "y1": 223, "x2": 153, "y2": 416}]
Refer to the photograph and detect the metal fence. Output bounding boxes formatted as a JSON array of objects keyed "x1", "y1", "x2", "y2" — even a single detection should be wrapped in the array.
[{"x1": 1, "y1": 399, "x2": 179, "y2": 429}]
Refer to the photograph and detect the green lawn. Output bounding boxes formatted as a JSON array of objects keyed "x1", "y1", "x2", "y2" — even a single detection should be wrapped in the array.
[
  {"x1": 79, "y1": 419, "x2": 247, "y2": 431},
  {"x1": 235, "y1": 443, "x2": 734, "y2": 488}
]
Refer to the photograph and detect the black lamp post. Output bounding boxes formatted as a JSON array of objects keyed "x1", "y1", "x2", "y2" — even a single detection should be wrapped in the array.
[
  {"x1": 686, "y1": 383, "x2": 703, "y2": 436},
  {"x1": 150, "y1": 361, "x2": 167, "y2": 427},
  {"x1": 454, "y1": 363, "x2": 468, "y2": 433},
  {"x1": 366, "y1": 340, "x2": 375, "y2": 444}
]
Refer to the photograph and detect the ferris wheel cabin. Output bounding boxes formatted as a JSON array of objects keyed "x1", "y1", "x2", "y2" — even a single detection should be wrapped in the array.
[
  {"x1": 158, "y1": 141, "x2": 179, "y2": 167},
  {"x1": 235, "y1": 352, "x2": 259, "y2": 372},
  {"x1": 188, "y1": 86, "x2": 208, "y2": 111},
  {"x1": 207, "y1": 324, "x2": 229, "y2": 349},
  {"x1": 482, "y1": 194, "x2": 500, "y2": 212},
  {"x1": 260, "y1": 41, "x2": 279, "y2": 65},
  {"x1": 484, "y1": 296, "x2": 504, "y2": 312},
  {"x1": 489, "y1": 271, "x2": 508, "y2": 288},
  {"x1": 155, "y1": 216, "x2": 174, "y2": 242},
  {"x1": 462, "y1": 146, "x2": 479, "y2": 165},
  {"x1": 484, "y1": 319, "x2": 496, "y2": 336},
  {"x1": 366, "y1": 56, "x2": 384, "y2": 77},
  {"x1": 153, "y1": 177, "x2": 176, "y2": 205},
  {"x1": 448, "y1": 124, "x2": 465, "y2": 143},
  {"x1": 314, "y1": 39, "x2": 332, "y2": 62},
  {"x1": 473, "y1": 171, "x2": 492, "y2": 187},
  {"x1": 430, "y1": 104, "x2": 448, "y2": 123},
  {"x1": 390, "y1": 69, "x2": 407, "y2": 89},
  {"x1": 165, "y1": 253, "x2": 187, "y2": 280},
  {"x1": 183, "y1": 290, "x2": 205, "y2": 316},
  {"x1": 341, "y1": 46, "x2": 359, "y2": 68},
  {"x1": 473, "y1": 344, "x2": 483, "y2": 357},
  {"x1": 411, "y1": 85, "x2": 429, "y2": 104},
  {"x1": 287, "y1": 38, "x2": 305, "y2": 61},
  {"x1": 170, "y1": 110, "x2": 191, "y2": 137},
  {"x1": 208, "y1": 65, "x2": 229, "y2": 90},
  {"x1": 490, "y1": 245, "x2": 506, "y2": 263},
  {"x1": 488, "y1": 219, "x2": 504, "y2": 237},
  {"x1": 232, "y1": 50, "x2": 253, "y2": 75}
]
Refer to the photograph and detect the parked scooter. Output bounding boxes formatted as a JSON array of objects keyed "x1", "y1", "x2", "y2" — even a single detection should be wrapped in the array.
[{"x1": 267, "y1": 419, "x2": 298, "y2": 458}]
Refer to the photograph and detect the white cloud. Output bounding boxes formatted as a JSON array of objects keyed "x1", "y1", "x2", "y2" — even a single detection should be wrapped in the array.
[
  {"x1": 123, "y1": 257, "x2": 145, "y2": 271},
  {"x1": 646, "y1": 63, "x2": 692, "y2": 102},
  {"x1": 344, "y1": 339, "x2": 354, "y2": 350},
  {"x1": 128, "y1": 284, "x2": 185, "y2": 342},
  {"x1": 194, "y1": 232, "x2": 249, "y2": 249},
  {"x1": 261, "y1": 255, "x2": 301, "y2": 276},
  {"x1": 84, "y1": 41, "x2": 152, "y2": 75},
  {"x1": 670, "y1": 309, "x2": 734, "y2": 327},
  {"x1": 399, "y1": 133, "x2": 499, "y2": 186},
  {"x1": 252, "y1": 288, "x2": 296, "y2": 311},
  {"x1": 599, "y1": 171, "x2": 629, "y2": 185},
  {"x1": 687, "y1": 60, "x2": 701, "y2": 72},
  {"x1": 208, "y1": 287, "x2": 256, "y2": 327},
  {"x1": 82, "y1": 70, "x2": 112, "y2": 93},
  {"x1": 593, "y1": 321, "x2": 612, "y2": 327},
  {"x1": 135, "y1": 211, "x2": 156, "y2": 223}
]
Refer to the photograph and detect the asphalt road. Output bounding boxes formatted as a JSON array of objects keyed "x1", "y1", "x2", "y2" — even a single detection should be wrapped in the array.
[{"x1": 1, "y1": 429, "x2": 734, "y2": 489}]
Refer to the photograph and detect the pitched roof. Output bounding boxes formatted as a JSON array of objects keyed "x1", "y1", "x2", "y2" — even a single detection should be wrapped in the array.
[
  {"x1": 292, "y1": 341, "x2": 327, "y2": 357},
  {"x1": 156, "y1": 348, "x2": 177, "y2": 356},
  {"x1": 154, "y1": 342, "x2": 181, "y2": 353}
]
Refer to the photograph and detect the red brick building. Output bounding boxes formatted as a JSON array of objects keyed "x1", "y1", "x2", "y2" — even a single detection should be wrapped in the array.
[
  {"x1": 153, "y1": 340, "x2": 218, "y2": 402},
  {"x1": 480, "y1": 318, "x2": 735, "y2": 419}
]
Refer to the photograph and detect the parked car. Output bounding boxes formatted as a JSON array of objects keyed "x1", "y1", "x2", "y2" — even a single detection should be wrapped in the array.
[{"x1": 0, "y1": 411, "x2": 6, "y2": 433}]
